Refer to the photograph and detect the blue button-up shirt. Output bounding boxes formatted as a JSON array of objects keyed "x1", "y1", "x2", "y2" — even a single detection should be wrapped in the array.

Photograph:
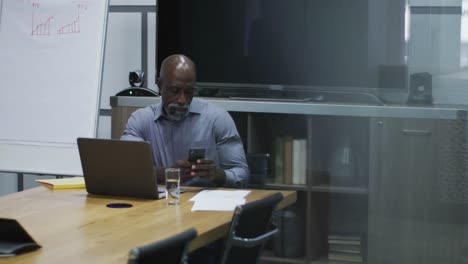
[{"x1": 121, "y1": 98, "x2": 249, "y2": 188}]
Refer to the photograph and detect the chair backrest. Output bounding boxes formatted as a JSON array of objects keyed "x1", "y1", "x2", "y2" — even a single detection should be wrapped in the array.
[
  {"x1": 128, "y1": 228, "x2": 197, "y2": 264},
  {"x1": 221, "y1": 192, "x2": 284, "y2": 264}
]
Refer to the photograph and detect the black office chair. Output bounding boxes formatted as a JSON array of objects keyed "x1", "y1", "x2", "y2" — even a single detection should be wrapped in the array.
[
  {"x1": 221, "y1": 192, "x2": 284, "y2": 264},
  {"x1": 128, "y1": 228, "x2": 197, "y2": 264}
]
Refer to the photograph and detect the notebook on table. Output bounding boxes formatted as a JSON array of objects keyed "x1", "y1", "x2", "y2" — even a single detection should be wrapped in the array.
[
  {"x1": 0, "y1": 218, "x2": 41, "y2": 256},
  {"x1": 77, "y1": 138, "x2": 166, "y2": 199}
]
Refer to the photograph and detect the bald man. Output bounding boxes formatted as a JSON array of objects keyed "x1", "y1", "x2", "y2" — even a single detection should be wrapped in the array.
[{"x1": 121, "y1": 54, "x2": 249, "y2": 188}]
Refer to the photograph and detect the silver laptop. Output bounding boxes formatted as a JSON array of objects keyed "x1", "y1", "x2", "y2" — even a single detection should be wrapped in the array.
[{"x1": 77, "y1": 138, "x2": 165, "y2": 199}]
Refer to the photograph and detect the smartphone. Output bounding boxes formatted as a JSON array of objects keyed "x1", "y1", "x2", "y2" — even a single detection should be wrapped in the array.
[{"x1": 188, "y1": 148, "x2": 206, "y2": 162}]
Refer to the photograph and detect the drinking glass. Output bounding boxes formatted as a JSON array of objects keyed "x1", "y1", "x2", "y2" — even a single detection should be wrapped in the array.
[{"x1": 165, "y1": 168, "x2": 180, "y2": 205}]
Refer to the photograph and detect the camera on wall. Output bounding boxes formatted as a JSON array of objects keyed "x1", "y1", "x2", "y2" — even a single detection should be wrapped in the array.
[
  {"x1": 129, "y1": 70, "x2": 145, "y2": 87},
  {"x1": 116, "y1": 70, "x2": 158, "y2": 97}
]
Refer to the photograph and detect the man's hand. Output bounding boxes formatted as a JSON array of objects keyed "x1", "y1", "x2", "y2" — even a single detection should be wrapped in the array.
[
  {"x1": 156, "y1": 160, "x2": 193, "y2": 184},
  {"x1": 190, "y1": 159, "x2": 226, "y2": 186},
  {"x1": 172, "y1": 160, "x2": 192, "y2": 183}
]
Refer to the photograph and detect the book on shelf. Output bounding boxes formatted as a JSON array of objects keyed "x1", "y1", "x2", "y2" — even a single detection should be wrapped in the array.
[
  {"x1": 274, "y1": 136, "x2": 285, "y2": 184},
  {"x1": 274, "y1": 136, "x2": 307, "y2": 185},
  {"x1": 328, "y1": 234, "x2": 361, "y2": 242},
  {"x1": 36, "y1": 177, "x2": 85, "y2": 190},
  {"x1": 328, "y1": 236, "x2": 361, "y2": 245},
  {"x1": 329, "y1": 243, "x2": 361, "y2": 254},
  {"x1": 328, "y1": 241, "x2": 361, "y2": 248},
  {"x1": 292, "y1": 138, "x2": 307, "y2": 185},
  {"x1": 283, "y1": 136, "x2": 293, "y2": 184},
  {"x1": 328, "y1": 251, "x2": 363, "y2": 263}
]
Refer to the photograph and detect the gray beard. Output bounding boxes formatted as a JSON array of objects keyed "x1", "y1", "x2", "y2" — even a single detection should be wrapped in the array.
[{"x1": 166, "y1": 103, "x2": 189, "y2": 121}]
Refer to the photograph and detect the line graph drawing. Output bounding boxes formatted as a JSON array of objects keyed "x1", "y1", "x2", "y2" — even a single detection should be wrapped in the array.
[
  {"x1": 57, "y1": 15, "x2": 79, "y2": 34},
  {"x1": 31, "y1": 15, "x2": 54, "y2": 36}
]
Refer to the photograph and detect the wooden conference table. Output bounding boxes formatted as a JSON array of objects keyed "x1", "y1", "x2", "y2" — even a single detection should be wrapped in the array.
[{"x1": 0, "y1": 186, "x2": 296, "y2": 264}]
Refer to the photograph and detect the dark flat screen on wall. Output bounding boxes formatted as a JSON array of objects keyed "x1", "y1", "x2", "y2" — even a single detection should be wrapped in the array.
[{"x1": 157, "y1": 0, "x2": 404, "y2": 93}]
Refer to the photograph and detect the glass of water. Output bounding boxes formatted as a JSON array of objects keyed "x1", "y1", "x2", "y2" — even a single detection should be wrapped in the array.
[{"x1": 165, "y1": 168, "x2": 180, "y2": 206}]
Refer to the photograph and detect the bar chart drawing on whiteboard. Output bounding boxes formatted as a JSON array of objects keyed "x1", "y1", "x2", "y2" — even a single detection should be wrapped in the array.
[
  {"x1": 57, "y1": 15, "x2": 79, "y2": 35},
  {"x1": 31, "y1": 15, "x2": 53, "y2": 36},
  {"x1": 23, "y1": 0, "x2": 89, "y2": 37}
]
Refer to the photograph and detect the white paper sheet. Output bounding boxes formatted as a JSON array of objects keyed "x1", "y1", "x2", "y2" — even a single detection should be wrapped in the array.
[
  {"x1": 191, "y1": 198, "x2": 246, "y2": 212},
  {"x1": 190, "y1": 190, "x2": 250, "y2": 202},
  {"x1": 190, "y1": 190, "x2": 251, "y2": 211}
]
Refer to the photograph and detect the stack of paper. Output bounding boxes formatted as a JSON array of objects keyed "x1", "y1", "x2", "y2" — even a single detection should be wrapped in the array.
[
  {"x1": 190, "y1": 190, "x2": 250, "y2": 211},
  {"x1": 328, "y1": 234, "x2": 363, "y2": 263}
]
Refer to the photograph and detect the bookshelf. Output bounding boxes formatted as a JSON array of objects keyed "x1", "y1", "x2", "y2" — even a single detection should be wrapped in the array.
[
  {"x1": 232, "y1": 112, "x2": 463, "y2": 264},
  {"x1": 232, "y1": 112, "x2": 370, "y2": 263}
]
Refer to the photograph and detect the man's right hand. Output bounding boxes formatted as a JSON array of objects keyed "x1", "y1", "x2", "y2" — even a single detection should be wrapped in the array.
[{"x1": 155, "y1": 160, "x2": 192, "y2": 184}]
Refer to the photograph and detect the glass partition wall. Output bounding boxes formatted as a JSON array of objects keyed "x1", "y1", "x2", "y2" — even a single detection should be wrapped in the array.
[
  {"x1": 154, "y1": 0, "x2": 468, "y2": 263},
  {"x1": 305, "y1": 0, "x2": 468, "y2": 263},
  {"x1": 236, "y1": 0, "x2": 468, "y2": 263}
]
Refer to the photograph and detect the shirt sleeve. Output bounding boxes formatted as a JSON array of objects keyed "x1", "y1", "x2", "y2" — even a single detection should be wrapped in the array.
[
  {"x1": 213, "y1": 111, "x2": 250, "y2": 188},
  {"x1": 120, "y1": 109, "x2": 146, "y2": 142}
]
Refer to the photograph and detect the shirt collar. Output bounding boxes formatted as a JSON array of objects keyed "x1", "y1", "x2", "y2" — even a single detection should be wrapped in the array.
[{"x1": 153, "y1": 98, "x2": 203, "y2": 121}]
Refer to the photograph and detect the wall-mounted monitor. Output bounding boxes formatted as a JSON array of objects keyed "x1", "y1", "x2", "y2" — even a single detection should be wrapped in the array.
[{"x1": 157, "y1": 0, "x2": 407, "y2": 100}]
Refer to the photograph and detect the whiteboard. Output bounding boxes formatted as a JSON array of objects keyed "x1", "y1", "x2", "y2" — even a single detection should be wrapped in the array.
[{"x1": 0, "y1": 0, "x2": 108, "y2": 175}]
